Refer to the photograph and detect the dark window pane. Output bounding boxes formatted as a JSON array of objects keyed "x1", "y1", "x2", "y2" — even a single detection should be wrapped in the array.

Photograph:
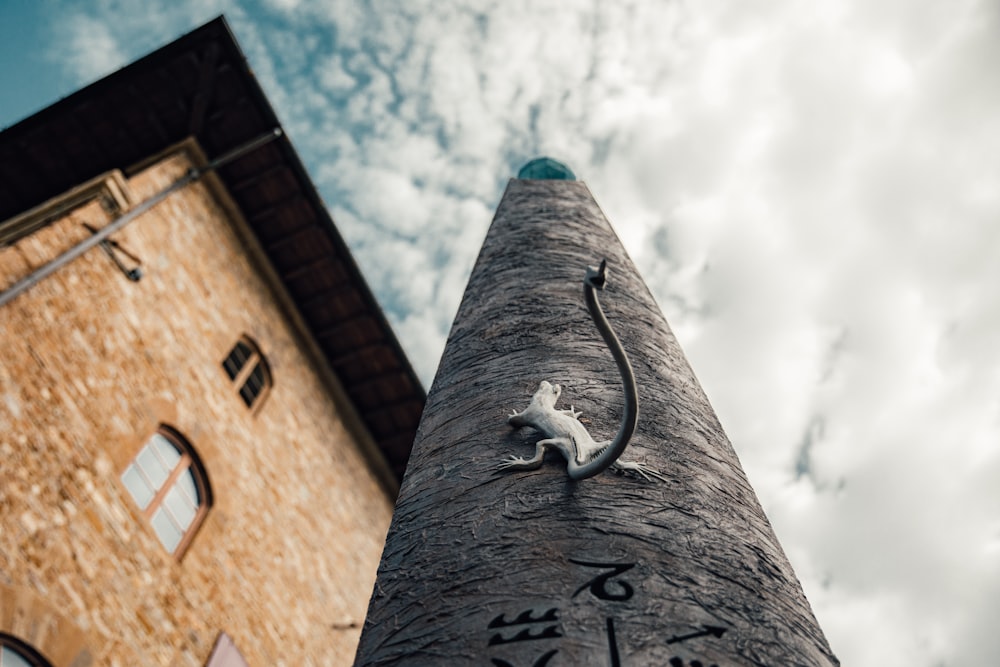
[
  {"x1": 239, "y1": 363, "x2": 267, "y2": 407},
  {"x1": 222, "y1": 357, "x2": 240, "y2": 379},
  {"x1": 222, "y1": 341, "x2": 252, "y2": 380},
  {"x1": 247, "y1": 364, "x2": 264, "y2": 392},
  {"x1": 239, "y1": 383, "x2": 256, "y2": 407}
]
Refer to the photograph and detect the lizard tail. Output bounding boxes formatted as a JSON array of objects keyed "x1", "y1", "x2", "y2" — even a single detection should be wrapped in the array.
[{"x1": 569, "y1": 259, "x2": 639, "y2": 480}]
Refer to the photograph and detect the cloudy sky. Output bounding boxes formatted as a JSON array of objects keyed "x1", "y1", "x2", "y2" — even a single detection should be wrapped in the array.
[{"x1": 2, "y1": 0, "x2": 998, "y2": 664}]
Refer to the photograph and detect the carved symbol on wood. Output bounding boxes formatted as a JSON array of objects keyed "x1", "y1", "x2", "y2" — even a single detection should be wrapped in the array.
[
  {"x1": 567, "y1": 558, "x2": 635, "y2": 664},
  {"x1": 490, "y1": 650, "x2": 558, "y2": 667},
  {"x1": 487, "y1": 607, "x2": 561, "y2": 645},
  {"x1": 486, "y1": 559, "x2": 731, "y2": 665},
  {"x1": 489, "y1": 608, "x2": 560, "y2": 629},
  {"x1": 668, "y1": 658, "x2": 719, "y2": 667},
  {"x1": 665, "y1": 625, "x2": 726, "y2": 667},
  {"x1": 569, "y1": 559, "x2": 636, "y2": 601},
  {"x1": 488, "y1": 625, "x2": 562, "y2": 646},
  {"x1": 666, "y1": 625, "x2": 728, "y2": 645},
  {"x1": 488, "y1": 607, "x2": 562, "y2": 666},
  {"x1": 606, "y1": 617, "x2": 622, "y2": 667}
]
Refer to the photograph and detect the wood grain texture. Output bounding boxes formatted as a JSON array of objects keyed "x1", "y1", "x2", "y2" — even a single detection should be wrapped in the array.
[{"x1": 355, "y1": 179, "x2": 839, "y2": 666}]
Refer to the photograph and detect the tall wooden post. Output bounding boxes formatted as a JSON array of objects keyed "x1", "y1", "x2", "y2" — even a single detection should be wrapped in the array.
[{"x1": 355, "y1": 170, "x2": 839, "y2": 666}]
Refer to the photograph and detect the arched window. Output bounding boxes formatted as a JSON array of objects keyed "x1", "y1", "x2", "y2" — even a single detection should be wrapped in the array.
[
  {"x1": 0, "y1": 634, "x2": 52, "y2": 667},
  {"x1": 222, "y1": 336, "x2": 272, "y2": 410},
  {"x1": 121, "y1": 426, "x2": 212, "y2": 556}
]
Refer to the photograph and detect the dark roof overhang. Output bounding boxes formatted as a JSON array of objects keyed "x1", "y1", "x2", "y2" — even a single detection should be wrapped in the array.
[{"x1": 0, "y1": 16, "x2": 424, "y2": 486}]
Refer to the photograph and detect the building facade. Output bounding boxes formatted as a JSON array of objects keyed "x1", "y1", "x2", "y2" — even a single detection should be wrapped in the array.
[{"x1": 0, "y1": 19, "x2": 423, "y2": 667}]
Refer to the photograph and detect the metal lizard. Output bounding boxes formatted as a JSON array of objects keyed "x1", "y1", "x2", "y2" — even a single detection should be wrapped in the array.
[{"x1": 500, "y1": 260, "x2": 664, "y2": 482}]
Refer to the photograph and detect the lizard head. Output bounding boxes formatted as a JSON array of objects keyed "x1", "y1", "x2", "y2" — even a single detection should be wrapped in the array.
[
  {"x1": 534, "y1": 381, "x2": 561, "y2": 407},
  {"x1": 584, "y1": 259, "x2": 607, "y2": 290}
]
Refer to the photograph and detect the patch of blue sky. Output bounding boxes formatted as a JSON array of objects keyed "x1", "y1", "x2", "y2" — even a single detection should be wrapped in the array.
[{"x1": 0, "y1": 2, "x2": 69, "y2": 128}]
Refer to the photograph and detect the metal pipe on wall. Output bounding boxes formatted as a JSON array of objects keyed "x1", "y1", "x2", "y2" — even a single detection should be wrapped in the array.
[{"x1": 0, "y1": 128, "x2": 282, "y2": 309}]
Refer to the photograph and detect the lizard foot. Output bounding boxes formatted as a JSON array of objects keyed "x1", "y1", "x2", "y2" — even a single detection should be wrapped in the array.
[
  {"x1": 497, "y1": 455, "x2": 542, "y2": 472},
  {"x1": 507, "y1": 409, "x2": 528, "y2": 427},
  {"x1": 610, "y1": 460, "x2": 667, "y2": 483},
  {"x1": 560, "y1": 405, "x2": 583, "y2": 420}
]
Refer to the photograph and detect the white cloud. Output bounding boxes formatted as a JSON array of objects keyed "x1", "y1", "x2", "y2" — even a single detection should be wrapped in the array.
[
  {"x1": 52, "y1": 13, "x2": 127, "y2": 82},
  {"x1": 316, "y1": 52, "x2": 356, "y2": 94}
]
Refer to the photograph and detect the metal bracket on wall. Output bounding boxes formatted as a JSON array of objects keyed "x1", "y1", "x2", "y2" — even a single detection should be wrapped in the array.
[{"x1": 82, "y1": 223, "x2": 143, "y2": 282}]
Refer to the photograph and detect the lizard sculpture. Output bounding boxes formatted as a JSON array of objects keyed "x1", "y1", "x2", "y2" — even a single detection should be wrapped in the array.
[{"x1": 500, "y1": 260, "x2": 665, "y2": 482}]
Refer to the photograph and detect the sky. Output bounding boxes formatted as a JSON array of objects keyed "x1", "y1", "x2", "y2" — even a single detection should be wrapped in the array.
[{"x1": 2, "y1": 0, "x2": 998, "y2": 664}]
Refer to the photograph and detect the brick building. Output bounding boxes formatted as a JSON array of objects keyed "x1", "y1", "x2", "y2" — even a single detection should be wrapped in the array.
[{"x1": 0, "y1": 18, "x2": 424, "y2": 667}]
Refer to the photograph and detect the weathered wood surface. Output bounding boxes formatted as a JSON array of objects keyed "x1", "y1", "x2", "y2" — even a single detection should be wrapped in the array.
[{"x1": 355, "y1": 179, "x2": 839, "y2": 666}]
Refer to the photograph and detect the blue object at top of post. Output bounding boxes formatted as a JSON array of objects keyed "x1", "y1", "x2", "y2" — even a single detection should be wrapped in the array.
[{"x1": 517, "y1": 157, "x2": 576, "y2": 181}]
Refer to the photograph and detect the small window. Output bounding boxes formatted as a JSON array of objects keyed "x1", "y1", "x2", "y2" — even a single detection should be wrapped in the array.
[
  {"x1": 121, "y1": 426, "x2": 212, "y2": 556},
  {"x1": 0, "y1": 634, "x2": 52, "y2": 667},
  {"x1": 222, "y1": 336, "x2": 271, "y2": 410}
]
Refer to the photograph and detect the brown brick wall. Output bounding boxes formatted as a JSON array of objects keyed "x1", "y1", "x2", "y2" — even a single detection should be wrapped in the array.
[{"x1": 0, "y1": 149, "x2": 394, "y2": 666}]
